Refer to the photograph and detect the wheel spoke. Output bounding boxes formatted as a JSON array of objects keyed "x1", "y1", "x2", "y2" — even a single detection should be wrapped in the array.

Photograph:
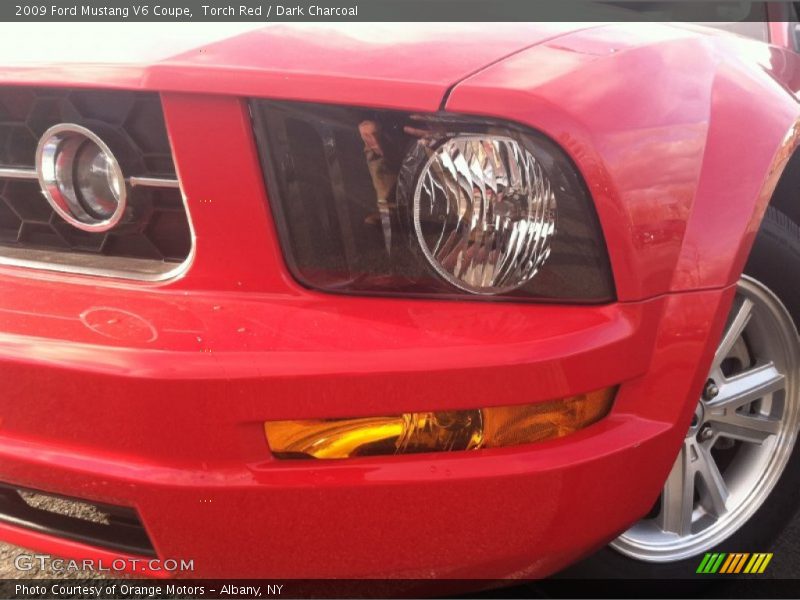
[
  {"x1": 656, "y1": 441, "x2": 695, "y2": 536},
  {"x1": 713, "y1": 297, "x2": 753, "y2": 369},
  {"x1": 709, "y1": 363, "x2": 784, "y2": 412},
  {"x1": 695, "y1": 443, "x2": 729, "y2": 518},
  {"x1": 710, "y1": 412, "x2": 780, "y2": 444},
  {"x1": 707, "y1": 363, "x2": 782, "y2": 444}
]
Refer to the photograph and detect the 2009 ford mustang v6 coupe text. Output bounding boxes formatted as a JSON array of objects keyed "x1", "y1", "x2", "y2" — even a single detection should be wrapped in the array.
[{"x1": 1, "y1": 19, "x2": 800, "y2": 579}]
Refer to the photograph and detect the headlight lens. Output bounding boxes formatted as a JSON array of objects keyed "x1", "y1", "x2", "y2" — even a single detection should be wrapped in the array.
[
  {"x1": 251, "y1": 101, "x2": 613, "y2": 302},
  {"x1": 36, "y1": 123, "x2": 126, "y2": 232},
  {"x1": 74, "y1": 141, "x2": 122, "y2": 220},
  {"x1": 414, "y1": 136, "x2": 556, "y2": 294}
]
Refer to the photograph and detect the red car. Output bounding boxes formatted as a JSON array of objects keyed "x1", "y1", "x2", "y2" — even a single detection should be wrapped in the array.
[{"x1": 1, "y1": 15, "x2": 800, "y2": 582}]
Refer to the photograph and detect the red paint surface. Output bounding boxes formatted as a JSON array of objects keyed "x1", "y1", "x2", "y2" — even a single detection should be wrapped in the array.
[
  {"x1": 446, "y1": 23, "x2": 800, "y2": 299},
  {"x1": 0, "y1": 22, "x2": 797, "y2": 578},
  {"x1": 0, "y1": 23, "x2": 593, "y2": 111},
  {"x1": 0, "y1": 283, "x2": 733, "y2": 577}
]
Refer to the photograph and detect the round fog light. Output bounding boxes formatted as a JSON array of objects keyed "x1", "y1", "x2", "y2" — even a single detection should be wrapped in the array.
[
  {"x1": 36, "y1": 123, "x2": 126, "y2": 232},
  {"x1": 413, "y1": 136, "x2": 556, "y2": 294}
]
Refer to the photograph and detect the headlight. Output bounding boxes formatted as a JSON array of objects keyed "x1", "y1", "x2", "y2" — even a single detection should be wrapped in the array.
[
  {"x1": 36, "y1": 123, "x2": 126, "y2": 232},
  {"x1": 251, "y1": 101, "x2": 614, "y2": 302},
  {"x1": 414, "y1": 135, "x2": 556, "y2": 295}
]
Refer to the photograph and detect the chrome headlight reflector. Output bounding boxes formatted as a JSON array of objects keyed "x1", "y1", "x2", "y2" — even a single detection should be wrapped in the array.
[
  {"x1": 414, "y1": 136, "x2": 556, "y2": 295},
  {"x1": 252, "y1": 101, "x2": 613, "y2": 302},
  {"x1": 36, "y1": 123, "x2": 126, "y2": 232}
]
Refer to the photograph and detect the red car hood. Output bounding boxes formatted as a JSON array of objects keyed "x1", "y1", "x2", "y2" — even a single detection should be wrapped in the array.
[{"x1": 0, "y1": 23, "x2": 592, "y2": 110}]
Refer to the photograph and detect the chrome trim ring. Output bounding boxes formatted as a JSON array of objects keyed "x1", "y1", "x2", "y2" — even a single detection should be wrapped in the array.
[
  {"x1": 35, "y1": 123, "x2": 127, "y2": 233},
  {"x1": 612, "y1": 275, "x2": 800, "y2": 562}
]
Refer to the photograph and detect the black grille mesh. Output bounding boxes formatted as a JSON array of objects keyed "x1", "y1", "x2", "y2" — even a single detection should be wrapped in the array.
[
  {"x1": 0, "y1": 180, "x2": 190, "y2": 262},
  {"x1": 0, "y1": 88, "x2": 191, "y2": 269},
  {"x1": 0, "y1": 87, "x2": 175, "y2": 175}
]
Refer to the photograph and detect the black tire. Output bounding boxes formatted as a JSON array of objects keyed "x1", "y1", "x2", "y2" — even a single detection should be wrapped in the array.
[{"x1": 557, "y1": 206, "x2": 800, "y2": 579}]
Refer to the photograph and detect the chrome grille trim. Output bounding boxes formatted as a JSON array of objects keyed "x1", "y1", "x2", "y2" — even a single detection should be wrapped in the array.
[
  {"x1": 129, "y1": 176, "x2": 181, "y2": 189},
  {"x1": 0, "y1": 167, "x2": 180, "y2": 189},
  {"x1": 0, "y1": 175, "x2": 193, "y2": 282},
  {"x1": 0, "y1": 87, "x2": 193, "y2": 282},
  {"x1": 0, "y1": 167, "x2": 39, "y2": 180},
  {"x1": 0, "y1": 242, "x2": 195, "y2": 282},
  {"x1": 0, "y1": 167, "x2": 180, "y2": 188}
]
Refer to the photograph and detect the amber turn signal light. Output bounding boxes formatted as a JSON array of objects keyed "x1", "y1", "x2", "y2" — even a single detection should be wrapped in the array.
[{"x1": 264, "y1": 387, "x2": 616, "y2": 459}]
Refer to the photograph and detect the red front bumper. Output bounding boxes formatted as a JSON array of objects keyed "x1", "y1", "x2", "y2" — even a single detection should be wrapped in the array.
[{"x1": 0, "y1": 268, "x2": 733, "y2": 578}]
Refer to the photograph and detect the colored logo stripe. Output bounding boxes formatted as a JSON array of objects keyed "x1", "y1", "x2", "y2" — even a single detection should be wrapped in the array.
[
  {"x1": 697, "y1": 552, "x2": 773, "y2": 574},
  {"x1": 697, "y1": 553, "x2": 726, "y2": 573},
  {"x1": 734, "y1": 553, "x2": 750, "y2": 573},
  {"x1": 719, "y1": 554, "x2": 735, "y2": 573},
  {"x1": 719, "y1": 553, "x2": 749, "y2": 573},
  {"x1": 744, "y1": 553, "x2": 773, "y2": 574}
]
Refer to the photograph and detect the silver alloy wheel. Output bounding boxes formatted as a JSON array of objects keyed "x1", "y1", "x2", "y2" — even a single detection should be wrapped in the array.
[{"x1": 612, "y1": 275, "x2": 800, "y2": 562}]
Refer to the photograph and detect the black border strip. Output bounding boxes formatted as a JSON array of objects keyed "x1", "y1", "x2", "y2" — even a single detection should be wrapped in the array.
[{"x1": 0, "y1": 1, "x2": 782, "y2": 23}]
